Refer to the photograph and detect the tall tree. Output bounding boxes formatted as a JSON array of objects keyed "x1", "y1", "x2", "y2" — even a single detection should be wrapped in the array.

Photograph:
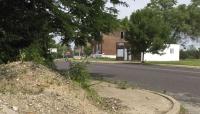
[
  {"x1": 147, "y1": 0, "x2": 200, "y2": 42},
  {"x1": 125, "y1": 8, "x2": 171, "y2": 62},
  {"x1": 0, "y1": 0, "x2": 128, "y2": 63},
  {"x1": 187, "y1": 0, "x2": 200, "y2": 38},
  {"x1": 120, "y1": 17, "x2": 129, "y2": 30}
]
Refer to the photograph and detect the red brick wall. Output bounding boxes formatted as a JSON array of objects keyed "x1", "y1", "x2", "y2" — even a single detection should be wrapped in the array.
[{"x1": 102, "y1": 31, "x2": 126, "y2": 55}]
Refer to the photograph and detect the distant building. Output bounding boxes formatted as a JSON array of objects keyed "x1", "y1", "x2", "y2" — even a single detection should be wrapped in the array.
[
  {"x1": 92, "y1": 31, "x2": 131, "y2": 60},
  {"x1": 92, "y1": 31, "x2": 180, "y2": 61},
  {"x1": 144, "y1": 44, "x2": 180, "y2": 61},
  {"x1": 49, "y1": 48, "x2": 57, "y2": 53}
]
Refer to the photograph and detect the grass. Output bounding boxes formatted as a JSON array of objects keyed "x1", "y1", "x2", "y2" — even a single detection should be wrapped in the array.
[
  {"x1": 116, "y1": 81, "x2": 129, "y2": 89},
  {"x1": 179, "y1": 106, "x2": 188, "y2": 114},
  {"x1": 89, "y1": 57, "x2": 116, "y2": 61},
  {"x1": 69, "y1": 57, "x2": 115, "y2": 61},
  {"x1": 147, "y1": 59, "x2": 200, "y2": 67}
]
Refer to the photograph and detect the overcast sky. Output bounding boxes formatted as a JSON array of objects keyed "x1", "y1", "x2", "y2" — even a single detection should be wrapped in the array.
[{"x1": 115, "y1": 0, "x2": 191, "y2": 19}]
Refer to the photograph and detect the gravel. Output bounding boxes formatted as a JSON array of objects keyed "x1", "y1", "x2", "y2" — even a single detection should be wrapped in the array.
[{"x1": 0, "y1": 62, "x2": 105, "y2": 114}]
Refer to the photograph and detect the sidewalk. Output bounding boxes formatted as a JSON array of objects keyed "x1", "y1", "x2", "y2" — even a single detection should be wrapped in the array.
[{"x1": 92, "y1": 81, "x2": 181, "y2": 114}]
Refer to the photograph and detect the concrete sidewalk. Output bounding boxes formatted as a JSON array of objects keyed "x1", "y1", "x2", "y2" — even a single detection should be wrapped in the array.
[{"x1": 92, "y1": 81, "x2": 181, "y2": 114}]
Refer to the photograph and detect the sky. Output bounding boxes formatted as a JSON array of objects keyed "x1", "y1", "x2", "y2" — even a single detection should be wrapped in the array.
[
  {"x1": 115, "y1": 0, "x2": 191, "y2": 19},
  {"x1": 55, "y1": 0, "x2": 192, "y2": 44}
]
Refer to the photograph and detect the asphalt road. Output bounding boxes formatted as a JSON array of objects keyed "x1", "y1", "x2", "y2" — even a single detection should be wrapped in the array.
[
  {"x1": 55, "y1": 61, "x2": 200, "y2": 113},
  {"x1": 88, "y1": 63, "x2": 200, "y2": 96},
  {"x1": 88, "y1": 63, "x2": 200, "y2": 114}
]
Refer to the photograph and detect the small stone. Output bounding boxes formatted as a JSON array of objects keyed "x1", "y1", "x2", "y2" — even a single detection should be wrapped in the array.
[
  {"x1": 12, "y1": 106, "x2": 18, "y2": 111},
  {"x1": 112, "y1": 106, "x2": 115, "y2": 109}
]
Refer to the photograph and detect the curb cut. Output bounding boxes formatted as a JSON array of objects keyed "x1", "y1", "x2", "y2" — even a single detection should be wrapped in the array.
[{"x1": 144, "y1": 90, "x2": 181, "y2": 114}]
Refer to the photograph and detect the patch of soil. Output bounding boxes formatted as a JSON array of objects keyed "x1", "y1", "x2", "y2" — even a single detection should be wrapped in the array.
[
  {"x1": 0, "y1": 62, "x2": 105, "y2": 114},
  {"x1": 101, "y1": 97, "x2": 128, "y2": 112},
  {"x1": 92, "y1": 81, "x2": 173, "y2": 114}
]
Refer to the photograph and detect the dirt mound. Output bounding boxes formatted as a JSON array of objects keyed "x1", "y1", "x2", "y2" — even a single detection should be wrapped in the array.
[{"x1": 0, "y1": 62, "x2": 105, "y2": 114}]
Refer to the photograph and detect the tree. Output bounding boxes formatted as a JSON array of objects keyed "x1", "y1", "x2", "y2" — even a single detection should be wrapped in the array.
[
  {"x1": 125, "y1": 8, "x2": 171, "y2": 62},
  {"x1": 84, "y1": 46, "x2": 93, "y2": 58},
  {"x1": 187, "y1": 0, "x2": 200, "y2": 38},
  {"x1": 147, "y1": 0, "x2": 177, "y2": 9},
  {"x1": 0, "y1": 0, "x2": 73, "y2": 63},
  {"x1": 0, "y1": 0, "x2": 128, "y2": 63},
  {"x1": 120, "y1": 17, "x2": 129, "y2": 30},
  {"x1": 147, "y1": 0, "x2": 200, "y2": 42}
]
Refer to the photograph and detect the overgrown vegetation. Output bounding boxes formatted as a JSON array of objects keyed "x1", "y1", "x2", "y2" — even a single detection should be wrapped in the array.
[
  {"x1": 59, "y1": 61, "x2": 127, "y2": 112},
  {"x1": 68, "y1": 62, "x2": 90, "y2": 88},
  {"x1": 0, "y1": 0, "x2": 127, "y2": 64},
  {"x1": 84, "y1": 46, "x2": 93, "y2": 58},
  {"x1": 180, "y1": 106, "x2": 188, "y2": 114},
  {"x1": 180, "y1": 48, "x2": 200, "y2": 60}
]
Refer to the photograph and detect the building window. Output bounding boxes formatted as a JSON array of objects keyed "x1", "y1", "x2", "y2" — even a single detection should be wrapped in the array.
[
  {"x1": 121, "y1": 32, "x2": 124, "y2": 39},
  {"x1": 170, "y1": 48, "x2": 174, "y2": 54}
]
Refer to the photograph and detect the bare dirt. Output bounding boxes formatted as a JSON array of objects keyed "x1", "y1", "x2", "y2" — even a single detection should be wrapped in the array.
[
  {"x1": 0, "y1": 62, "x2": 106, "y2": 114},
  {"x1": 0, "y1": 62, "x2": 178, "y2": 114},
  {"x1": 92, "y1": 81, "x2": 173, "y2": 114}
]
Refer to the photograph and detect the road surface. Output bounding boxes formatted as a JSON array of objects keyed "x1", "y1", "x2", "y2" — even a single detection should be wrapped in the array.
[
  {"x1": 88, "y1": 63, "x2": 200, "y2": 114},
  {"x1": 54, "y1": 60, "x2": 200, "y2": 113}
]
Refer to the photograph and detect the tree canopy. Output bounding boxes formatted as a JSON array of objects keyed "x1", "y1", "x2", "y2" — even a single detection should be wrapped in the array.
[
  {"x1": 0, "y1": 0, "x2": 127, "y2": 63},
  {"x1": 125, "y1": 8, "x2": 171, "y2": 59},
  {"x1": 124, "y1": 0, "x2": 200, "y2": 62}
]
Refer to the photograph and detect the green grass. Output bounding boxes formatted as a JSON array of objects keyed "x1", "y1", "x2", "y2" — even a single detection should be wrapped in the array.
[
  {"x1": 68, "y1": 57, "x2": 116, "y2": 62},
  {"x1": 179, "y1": 106, "x2": 188, "y2": 114},
  {"x1": 147, "y1": 59, "x2": 200, "y2": 67},
  {"x1": 88, "y1": 57, "x2": 116, "y2": 61}
]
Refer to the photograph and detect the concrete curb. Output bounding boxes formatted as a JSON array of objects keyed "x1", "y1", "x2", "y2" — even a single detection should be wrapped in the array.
[
  {"x1": 156, "y1": 64, "x2": 200, "y2": 69},
  {"x1": 144, "y1": 90, "x2": 181, "y2": 114},
  {"x1": 89, "y1": 61, "x2": 140, "y2": 64},
  {"x1": 90, "y1": 61, "x2": 200, "y2": 70}
]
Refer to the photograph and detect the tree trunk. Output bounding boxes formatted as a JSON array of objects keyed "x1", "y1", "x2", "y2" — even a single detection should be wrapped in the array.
[{"x1": 141, "y1": 52, "x2": 145, "y2": 63}]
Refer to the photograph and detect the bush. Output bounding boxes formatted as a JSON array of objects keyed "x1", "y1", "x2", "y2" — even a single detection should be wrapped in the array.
[
  {"x1": 180, "y1": 48, "x2": 200, "y2": 59},
  {"x1": 68, "y1": 62, "x2": 90, "y2": 88},
  {"x1": 22, "y1": 44, "x2": 45, "y2": 64},
  {"x1": 84, "y1": 46, "x2": 93, "y2": 58},
  {"x1": 20, "y1": 42, "x2": 56, "y2": 68}
]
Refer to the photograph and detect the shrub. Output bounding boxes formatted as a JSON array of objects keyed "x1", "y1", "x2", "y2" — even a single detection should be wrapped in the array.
[
  {"x1": 180, "y1": 48, "x2": 200, "y2": 59},
  {"x1": 68, "y1": 62, "x2": 90, "y2": 88},
  {"x1": 22, "y1": 44, "x2": 45, "y2": 64},
  {"x1": 84, "y1": 46, "x2": 93, "y2": 58}
]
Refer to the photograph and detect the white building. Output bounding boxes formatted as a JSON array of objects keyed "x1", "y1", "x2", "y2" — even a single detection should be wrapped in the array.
[
  {"x1": 49, "y1": 48, "x2": 58, "y2": 53},
  {"x1": 144, "y1": 44, "x2": 180, "y2": 61}
]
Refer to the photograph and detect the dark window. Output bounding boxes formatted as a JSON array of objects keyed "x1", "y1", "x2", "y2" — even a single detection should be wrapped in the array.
[{"x1": 121, "y1": 32, "x2": 124, "y2": 39}]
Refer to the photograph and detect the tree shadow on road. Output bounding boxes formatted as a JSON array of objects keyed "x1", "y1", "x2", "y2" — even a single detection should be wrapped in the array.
[{"x1": 90, "y1": 73, "x2": 115, "y2": 81}]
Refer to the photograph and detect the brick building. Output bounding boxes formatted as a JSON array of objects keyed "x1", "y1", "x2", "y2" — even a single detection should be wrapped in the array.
[{"x1": 93, "y1": 31, "x2": 132, "y2": 60}]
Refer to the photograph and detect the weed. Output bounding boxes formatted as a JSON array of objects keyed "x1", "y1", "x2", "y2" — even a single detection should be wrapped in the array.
[
  {"x1": 180, "y1": 106, "x2": 188, "y2": 114},
  {"x1": 117, "y1": 81, "x2": 129, "y2": 89}
]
